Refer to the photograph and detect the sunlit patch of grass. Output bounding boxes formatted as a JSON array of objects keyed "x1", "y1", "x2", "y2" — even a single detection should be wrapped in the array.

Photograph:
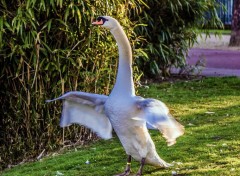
[
  {"x1": 2, "y1": 77, "x2": 240, "y2": 176},
  {"x1": 198, "y1": 29, "x2": 231, "y2": 35}
]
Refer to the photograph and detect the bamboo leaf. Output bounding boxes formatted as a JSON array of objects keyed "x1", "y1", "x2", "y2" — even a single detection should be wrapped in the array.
[
  {"x1": 4, "y1": 20, "x2": 12, "y2": 32},
  {"x1": 1, "y1": 0, "x2": 7, "y2": 9},
  {"x1": 47, "y1": 19, "x2": 52, "y2": 33},
  {"x1": 56, "y1": 19, "x2": 67, "y2": 27},
  {"x1": 76, "y1": 6, "x2": 81, "y2": 24},
  {"x1": 0, "y1": 16, "x2": 3, "y2": 30},
  {"x1": 64, "y1": 7, "x2": 70, "y2": 22},
  {"x1": 71, "y1": 5, "x2": 75, "y2": 17},
  {"x1": 0, "y1": 17, "x2": 3, "y2": 45},
  {"x1": 41, "y1": 40, "x2": 52, "y2": 53},
  {"x1": 40, "y1": 0, "x2": 46, "y2": 11},
  {"x1": 41, "y1": 19, "x2": 52, "y2": 33},
  {"x1": 50, "y1": 0, "x2": 55, "y2": 9}
]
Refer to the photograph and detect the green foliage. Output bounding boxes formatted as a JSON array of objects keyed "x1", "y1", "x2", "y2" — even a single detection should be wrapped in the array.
[
  {"x1": 0, "y1": 0, "x2": 144, "y2": 170},
  {"x1": 132, "y1": 0, "x2": 223, "y2": 77},
  {"x1": 2, "y1": 77, "x2": 240, "y2": 175}
]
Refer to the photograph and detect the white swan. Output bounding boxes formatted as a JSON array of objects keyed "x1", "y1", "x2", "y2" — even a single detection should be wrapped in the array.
[{"x1": 47, "y1": 16, "x2": 184, "y2": 176}]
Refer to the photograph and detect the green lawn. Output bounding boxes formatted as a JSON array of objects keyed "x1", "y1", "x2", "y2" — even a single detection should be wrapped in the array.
[
  {"x1": 2, "y1": 77, "x2": 240, "y2": 176},
  {"x1": 198, "y1": 29, "x2": 231, "y2": 35}
]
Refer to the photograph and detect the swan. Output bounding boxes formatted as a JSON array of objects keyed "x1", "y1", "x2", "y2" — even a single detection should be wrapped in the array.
[{"x1": 47, "y1": 16, "x2": 184, "y2": 176}]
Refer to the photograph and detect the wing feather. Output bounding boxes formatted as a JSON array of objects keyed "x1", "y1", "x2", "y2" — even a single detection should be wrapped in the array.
[
  {"x1": 47, "y1": 91, "x2": 112, "y2": 139},
  {"x1": 135, "y1": 97, "x2": 184, "y2": 146}
]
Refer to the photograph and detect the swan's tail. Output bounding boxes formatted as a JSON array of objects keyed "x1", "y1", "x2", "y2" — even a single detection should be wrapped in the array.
[{"x1": 146, "y1": 152, "x2": 173, "y2": 168}]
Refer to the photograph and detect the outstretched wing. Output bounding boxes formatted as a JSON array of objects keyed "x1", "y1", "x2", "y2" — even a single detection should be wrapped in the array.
[
  {"x1": 47, "y1": 91, "x2": 112, "y2": 139},
  {"x1": 135, "y1": 97, "x2": 184, "y2": 146}
]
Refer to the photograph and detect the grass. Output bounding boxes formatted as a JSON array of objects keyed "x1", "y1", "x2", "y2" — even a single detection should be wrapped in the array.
[
  {"x1": 2, "y1": 77, "x2": 240, "y2": 176},
  {"x1": 198, "y1": 29, "x2": 231, "y2": 35}
]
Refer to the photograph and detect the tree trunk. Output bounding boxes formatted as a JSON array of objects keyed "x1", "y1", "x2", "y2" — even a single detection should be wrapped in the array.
[{"x1": 229, "y1": 0, "x2": 240, "y2": 46}]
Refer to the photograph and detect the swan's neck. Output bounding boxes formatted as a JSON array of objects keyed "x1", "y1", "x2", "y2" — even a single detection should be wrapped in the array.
[{"x1": 110, "y1": 24, "x2": 135, "y2": 96}]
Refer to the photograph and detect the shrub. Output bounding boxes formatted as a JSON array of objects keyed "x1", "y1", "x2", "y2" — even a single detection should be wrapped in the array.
[
  {"x1": 0, "y1": 0, "x2": 143, "y2": 170},
  {"x1": 132, "y1": 0, "x2": 223, "y2": 77}
]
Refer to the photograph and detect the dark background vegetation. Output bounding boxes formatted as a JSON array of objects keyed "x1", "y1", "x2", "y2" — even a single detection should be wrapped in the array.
[{"x1": 0, "y1": 0, "x2": 222, "y2": 170}]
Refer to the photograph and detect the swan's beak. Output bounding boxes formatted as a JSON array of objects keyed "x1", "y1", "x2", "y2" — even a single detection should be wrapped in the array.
[{"x1": 92, "y1": 19, "x2": 104, "y2": 25}]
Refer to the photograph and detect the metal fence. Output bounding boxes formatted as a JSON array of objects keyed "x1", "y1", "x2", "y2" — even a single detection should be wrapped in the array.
[{"x1": 217, "y1": 0, "x2": 233, "y2": 25}]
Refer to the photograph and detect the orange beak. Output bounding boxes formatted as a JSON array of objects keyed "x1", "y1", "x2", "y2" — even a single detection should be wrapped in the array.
[{"x1": 92, "y1": 19, "x2": 104, "y2": 25}]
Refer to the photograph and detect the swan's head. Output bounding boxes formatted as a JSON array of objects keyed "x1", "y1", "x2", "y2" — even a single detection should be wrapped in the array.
[{"x1": 92, "y1": 16, "x2": 119, "y2": 30}]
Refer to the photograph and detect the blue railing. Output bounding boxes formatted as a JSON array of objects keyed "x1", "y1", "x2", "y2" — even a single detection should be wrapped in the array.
[{"x1": 217, "y1": 0, "x2": 233, "y2": 25}]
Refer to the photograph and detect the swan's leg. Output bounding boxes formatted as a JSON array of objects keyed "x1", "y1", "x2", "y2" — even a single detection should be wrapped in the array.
[
  {"x1": 115, "y1": 155, "x2": 132, "y2": 176},
  {"x1": 136, "y1": 158, "x2": 146, "y2": 176}
]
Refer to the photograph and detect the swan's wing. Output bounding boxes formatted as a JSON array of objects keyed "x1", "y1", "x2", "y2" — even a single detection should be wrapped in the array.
[
  {"x1": 135, "y1": 97, "x2": 184, "y2": 146},
  {"x1": 47, "y1": 91, "x2": 112, "y2": 139}
]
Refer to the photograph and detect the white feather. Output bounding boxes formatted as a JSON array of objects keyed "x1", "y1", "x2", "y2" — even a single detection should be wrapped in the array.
[
  {"x1": 47, "y1": 91, "x2": 112, "y2": 140},
  {"x1": 135, "y1": 98, "x2": 184, "y2": 146}
]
